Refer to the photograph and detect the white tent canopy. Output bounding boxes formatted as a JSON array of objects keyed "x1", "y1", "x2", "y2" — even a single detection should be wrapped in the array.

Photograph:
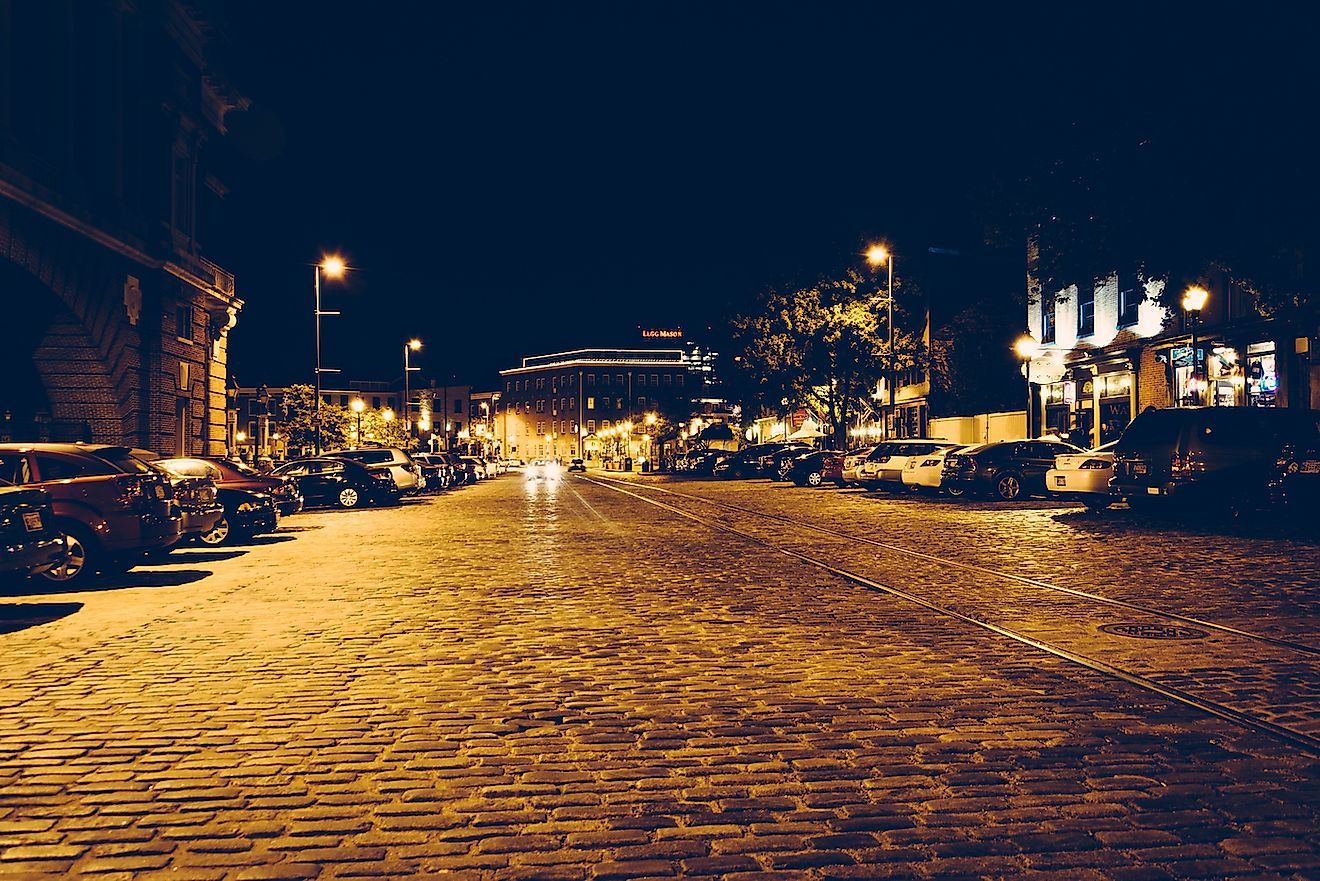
[{"x1": 788, "y1": 418, "x2": 825, "y2": 440}]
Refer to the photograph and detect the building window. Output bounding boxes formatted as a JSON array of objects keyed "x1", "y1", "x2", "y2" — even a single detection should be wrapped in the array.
[
  {"x1": 536, "y1": 400, "x2": 544, "y2": 413},
  {"x1": 638, "y1": 396, "x2": 647, "y2": 408},
  {"x1": 637, "y1": 374, "x2": 647, "y2": 387},
  {"x1": 676, "y1": 373, "x2": 684, "y2": 386},
  {"x1": 372, "y1": 397, "x2": 381, "y2": 408},
  {"x1": 587, "y1": 374, "x2": 595, "y2": 386},
  {"x1": 1077, "y1": 283, "x2": 1095, "y2": 337},
  {"x1": 536, "y1": 422, "x2": 544, "y2": 435},
  {"x1": 663, "y1": 374, "x2": 672, "y2": 386},
  {"x1": 601, "y1": 374, "x2": 610, "y2": 387},
  {"x1": 454, "y1": 421, "x2": 462, "y2": 432},
  {"x1": 1041, "y1": 296, "x2": 1056, "y2": 344},
  {"x1": 616, "y1": 374, "x2": 624, "y2": 386},
  {"x1": 587, "y1": 397, "x2": 595, "y2": 410},
  {"x1": 650, "y1": 374, "x2": 659, "y2": 386},
  {"x1": 176, "y1": 305, "x2": 191, "y2": 340},
  {"x1": 569, "y1": 398, "x2": 576, "y2": 410},
  {"x1": 1118, "y1": 276, "x2": 1141, "y2": 327},
  {"x1": 340, "y1": 395, "x2": 349, "y2": 406},
  {"x1": 616, "y1": 397, "x2": 623, "y2": 410},
  {"x1": 506, "y1": 381, "x2": 512, "y2": 393}
]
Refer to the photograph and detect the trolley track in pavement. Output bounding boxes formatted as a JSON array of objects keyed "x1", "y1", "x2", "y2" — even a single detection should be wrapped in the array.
[{"x1": 584, "y1": 474, "x2": 1320, "y2": 756}]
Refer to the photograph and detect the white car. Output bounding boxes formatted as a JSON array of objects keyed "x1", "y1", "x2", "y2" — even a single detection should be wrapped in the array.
[
  {"x1": 1045, "y1": 441, "x2": 1117, "y2": 509},
  {"x1": 859, "y1": 440, "x2": 956, "y2": 490},
  {"x1": 901, "y1": 444, "x2": 975, "y2": 493},
  {"x1": 840, "y1": 445, "x2": 879, "y2": 486}
]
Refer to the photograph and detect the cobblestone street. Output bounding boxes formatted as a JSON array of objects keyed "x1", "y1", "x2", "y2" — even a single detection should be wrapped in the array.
[{"x1": 2, "y1": 472, "x2": 1319, "y2": 880}]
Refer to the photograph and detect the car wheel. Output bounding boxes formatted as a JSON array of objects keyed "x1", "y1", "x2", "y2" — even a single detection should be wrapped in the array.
[
  {"x1": 1083, "y1": 497, "x2": 1113, "y2": 511},
  {"x1": 338, "y1": 487, "x2": 361, "y2": 508},
  {"x1": 994, "y1": 472, "x2": 1024, "y2": 501},
  {"x1": 806, "y1": 471, "x2": 823, "y2": 487},
  {"x1": 198, "y1": 516, "x2": 231, "y2": 546},
  {"x1": 945, "y1": 486, "x2": 966, "y2": 498},
  {"x1": 39, "y1": 523, "x2": 97, "y2": 585}
]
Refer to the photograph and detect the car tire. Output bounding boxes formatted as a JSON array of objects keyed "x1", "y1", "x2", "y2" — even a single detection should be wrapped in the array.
[
  {"x1": 994, "y1": 472, "x2": 1024, "y2": 501},
  {"x1": 198, "y1": 516, "x2": 231, "y2": 546},
  {"x1": 806, "y1": 471, "x2": 823, "y2": 487},
  {"x1": 945, "y1": 486, "x2": 966, "y2": 498},
  {"x1": 338, "y1": 487, "x2": 361, "y2": 509},
  {"x1": 1083, "y1": 498, "x2": 1113, "y2": 511},
  {"x1": 39, "y1": 523, "x2": 98, "y2": 586}
]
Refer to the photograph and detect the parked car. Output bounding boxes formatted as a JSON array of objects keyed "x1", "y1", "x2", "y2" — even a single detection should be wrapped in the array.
[
  {"x1": 902, "y1": 444, "x2": 971, "y2": 494},
  {"x1": 0, "y1": 443, "x2": 182, "y2": 584},
  {"x1": 788, "y1": 450, "x2": 843, "y2": 487},
  {"x1": 325, "y1": 447, "x2": 420, "y2": 494},
  {"x1": 131, "y1": 451, "x2": 224, "y2": 548},
  {"x1": 713, "y1": 444, "x2": 782, "y2": 479},
  {"x1": 685, "y1": 449, "x2": 730, "y2": 477},
  {"x1": 155, "y1": 457, "x2": 304, "y2": 516},
  {"x1": 772, "y1": 446, "x2": 814, "y2": 481},
  {"x1": 274, "y1": 457, "x2": 400, "y2": 509},
  {"x1": 840, "y1": 445, "x2": 881, "y2": 486},
  {"x1": 1111, "y1": 406, "x2": 1320, "y2": 512},
  {"x1": 150, "y1": 458, "x2": 281, "y2": 544},
  {"x1": 460, "y1": 456, "x2": 489, "y2": 479},
  {"x1": 0, "y1": 481, "x2": 67, "y2": 579},
  {"x1": 752, "y1": 442, "x2": 811, "y2": 477},
  {"x1": 1045, "y1": 441, "x2": 1118, "y2": 509},
  {"x1": 408, "y1": 453, "x2": 450, "y2": 491},
  {"x1": 941, "y1": 439, "x2": 1084, "y2": 500},
  {"x1": 444, "y1": 453, "x2": 479, "y2": 485},
  {"x1": 1272, "y1": 440, "x2": 1320, "y2": 510},
  {"x1": 859, "y1": 440, "x2": 957, "y2": 491}
]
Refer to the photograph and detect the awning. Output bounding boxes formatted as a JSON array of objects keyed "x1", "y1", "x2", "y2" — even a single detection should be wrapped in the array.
[{"x1": 788, "y1": 418, "x2": 824, "y2": 440}]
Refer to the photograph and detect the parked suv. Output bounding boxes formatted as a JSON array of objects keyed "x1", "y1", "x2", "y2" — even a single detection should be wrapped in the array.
[
  {"x1": 325, "y1": 447, "x2": 420, "y2": 494},
  {"x1": 0, "y1": 444, "x2": 182, "y2": 584},
  {"x1": 1111, "y1": 406, "x2": 1320, "y2": 512},
  {"x1": 941, "y1": 439, "x2": 1084, "y2": 500}
]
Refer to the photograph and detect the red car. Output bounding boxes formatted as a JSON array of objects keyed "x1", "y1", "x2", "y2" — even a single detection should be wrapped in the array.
[
  {"x1": 156, "y1": 457, "x2": 304, "y2": 516},
  {"x1": 0, "y1": 444, "x2": 181, "y2": 584}
]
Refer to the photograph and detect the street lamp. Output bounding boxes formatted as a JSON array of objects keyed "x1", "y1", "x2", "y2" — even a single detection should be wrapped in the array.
[
  {"x1": 1182, "y1": 285, "x2": 1209, "y2": 406},
  {"x1": 350, "y1": 397, "x2": 365, "y2": 447},
  {"x1": 314, "y1": 255, "x2": 347, "y2": 455},
  {"x1": 866, "y1": 244, "x2": 895, "y2": 438},
  {"x1": 1015, "y1": 334, "x2": 1040, "y2": 438},
  {"x1": 403, "y1": 338, "x2": 422, "y2": 444}
]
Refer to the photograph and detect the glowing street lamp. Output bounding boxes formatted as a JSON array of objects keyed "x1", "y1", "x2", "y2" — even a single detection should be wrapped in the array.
[
  {"x1": 403, "y1": 338, "x2": 422, "y2": 443},
  {"x1": 350, "y1": 397, "x2": 365, "y2": 446},
  {"x1": 867, "y1": 244, "x2": 896, "y2": 437},
  {"x1": 313, "y1": 255, "x2": 348, "y2": 455},
  {"x1": 1182, "y1": 285, "x2": 1209, "y2": 406},
  {"x1": 1015, "y1": 334, "x2": 1040, "y2": 438}
]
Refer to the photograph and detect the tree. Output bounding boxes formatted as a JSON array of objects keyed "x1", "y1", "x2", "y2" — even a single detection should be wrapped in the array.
[
  {"x1": 274, "y1": 383, "x2": 349, "y2": 455},
  {"x1": 733, "y1": 269, "x2": 923, "y2": 449}
]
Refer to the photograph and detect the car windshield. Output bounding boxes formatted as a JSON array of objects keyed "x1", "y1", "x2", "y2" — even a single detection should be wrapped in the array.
[
  {"x1": 157, "y1": 458, "x2": 222, "y2": 479},
  {"x1": 95, "y1": 447, "x2": 156, "y2": 474},
  {"x1": 225, "y1": 459, "x2": 262, "y2": 475}
]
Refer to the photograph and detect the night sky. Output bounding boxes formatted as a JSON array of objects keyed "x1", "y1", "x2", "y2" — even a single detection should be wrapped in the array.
[{"x1": 217, "y1": 2, "x2": 1317, "y2": 390}]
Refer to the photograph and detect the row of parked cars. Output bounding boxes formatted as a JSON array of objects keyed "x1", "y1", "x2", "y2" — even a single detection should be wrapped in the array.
[
  {"x1": 676, "y1": 406, "x2": 1320, "y2": 514},
  {"x1": 0, "y1": 442, "x2": 508, "y2": 588}
]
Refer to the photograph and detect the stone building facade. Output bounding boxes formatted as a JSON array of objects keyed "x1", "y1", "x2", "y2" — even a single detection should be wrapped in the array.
[{"x1": 0, "y1": 0, "x2": 244, "y2": 455}]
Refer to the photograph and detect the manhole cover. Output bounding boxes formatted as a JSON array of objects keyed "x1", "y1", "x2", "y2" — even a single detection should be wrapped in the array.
[{"x1": 1098, "y1": 623, "x2": 1207, "y2": 640}]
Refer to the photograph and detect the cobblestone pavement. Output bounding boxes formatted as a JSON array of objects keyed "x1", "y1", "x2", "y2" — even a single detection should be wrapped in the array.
[{"x1": 1, "y1": 471, "x2": 1319, "y2": 880}]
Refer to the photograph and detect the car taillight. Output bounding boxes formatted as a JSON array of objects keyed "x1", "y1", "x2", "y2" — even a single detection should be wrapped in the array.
[
  {"x1": 1079, "y1": 459, "x2": 1110, "y2": 470},
  {"x1": 876, "y1": 455, "x2": 891, "y2": 463}
]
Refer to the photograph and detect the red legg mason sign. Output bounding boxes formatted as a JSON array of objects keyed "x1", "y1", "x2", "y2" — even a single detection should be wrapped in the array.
[{"x1": 641, "y1": 328, "x2": 683, "y2": 339}]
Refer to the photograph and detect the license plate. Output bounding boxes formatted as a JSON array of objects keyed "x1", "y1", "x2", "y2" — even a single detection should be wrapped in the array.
[
  {"x1": 1301, "y1": 461, "x2": 1320, "y2": 474},
  {"x1": 1131, "y1": 462, "x2": 1148, "y2": 475},
  {"x1": 22, "y1": 511, "x2": 41, "y2": 532},
  {"x1": 1055, "y1": 476, "x2": 1066, "y2": 486},
  {"x1": 1146, "y1": 486, "x2": 1161, "y2": 495}
]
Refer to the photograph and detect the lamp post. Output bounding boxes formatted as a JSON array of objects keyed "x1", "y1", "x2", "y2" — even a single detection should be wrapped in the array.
[
  {"x1": 350, "y1": 397, "x2": 365, "y2": 447},
  {"x1": 1015, "y1": 334, "x2": 1040, "y2": 438},
  {"x1": 1182, "y1": 285, "x2": 1209, "y2": 406},
  {"x1": 314, "y1": 255, "x2": 347, "y2": 455},
  {"x1": 866, "y1": 244, "x2": 895, "y2": 438},
  {"x1": 403, "y1": 338, "x2": 422, "y2": 446}
]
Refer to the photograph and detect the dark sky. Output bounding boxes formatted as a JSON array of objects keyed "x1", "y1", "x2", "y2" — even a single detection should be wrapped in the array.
[{"x1": 216, "y1": 2, "x2": 1317, "y2": 390}]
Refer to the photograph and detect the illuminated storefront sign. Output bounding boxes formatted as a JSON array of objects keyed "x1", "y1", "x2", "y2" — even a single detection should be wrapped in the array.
[{"x1": 641, "y1": 328, "x2": 683, "y2": 339}]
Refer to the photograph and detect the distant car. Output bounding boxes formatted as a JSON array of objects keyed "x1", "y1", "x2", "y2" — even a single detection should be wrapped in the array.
[
  {"x1": 460, "y1": 456, "x2": 489, "y2": 479},
  {"x1": 274, "y1": 458, "x2": 400, "y2": 509},
  {"x1": 713, "y1": 445, "x2": 777, "y2": 479},
  {"x1": 0, "y1": 481, "x2": 66, "y2": 579},
  {"x1": 858, "y1": 440, "x2": 957, "y2": 491},
  {"x1": 1045, "y1": 441, "x2": 1118, "y2": 509},
  {"x1": 942, "y1": 439, "x2": 1084, "y2": 500},
  {"x1": 324, "y1": 447, "x2": 420, "y2": 494},
  {"x1": 686, "y1": 449, "x2": 730, "y2": 476},
  {"x1": 770, "y1": 446, "x2": 813, "y2": 481},
  {"x1": 787, "y1": 450, "x2": 843, "y2": 487},
  {"x1": 1272, "y1": 440, "x2": 1320, "y2": 510},
  {"x1": 410, "y1": 453, "x2": 453, "y2": 491},
  {"x1": 567, "y1": 458, "x2": 586, "y2": 472},
  {"x1": 840, "y1": 445, "x2": 881, "y2": 486},
  {"x1": 526, "y1": 460, "x2": 561, "y2": 482},
  {"x1": 131, "y1": 451, "x2": 224, "y2": 548},
  {"x1": 0, "y1": 443, "x2": 182, "y2": 584}
]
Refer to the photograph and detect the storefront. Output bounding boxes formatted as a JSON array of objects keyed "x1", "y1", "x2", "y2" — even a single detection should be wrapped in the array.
[
  {"x1": 1039, "y1": 359, "x2": 1136, "y2": 448},
  {"x1": 1245, "y1": 341, "x2": 1279, "y2": 407},
  {"x1": 1170, "y1": 338, "x2": 1277, "y2": 409}
]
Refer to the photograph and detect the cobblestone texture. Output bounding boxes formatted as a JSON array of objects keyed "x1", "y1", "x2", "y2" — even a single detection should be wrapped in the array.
[{"x1": 1, "y1": 471, "x2": 1318, "y2": 879}]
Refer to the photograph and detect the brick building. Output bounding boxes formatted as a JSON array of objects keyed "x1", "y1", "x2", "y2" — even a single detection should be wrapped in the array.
[
  {"x1": 0, "y1": 1, "x2": 245, "y2": 456},
  {"x1": 498, "y1": 349, "x2": 689, "y2": 461}
]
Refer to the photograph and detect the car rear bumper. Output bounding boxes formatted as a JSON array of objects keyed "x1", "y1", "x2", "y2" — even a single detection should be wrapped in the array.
[
  {"x1": 180, "y1": 504, "x2": 226, "y2": 536},
  {"x1": 0, "y1": 535, "x2": 67, "y2": 575},
  {"x1": 102, "y1": 512, "x2": 184, "y2": 553}
]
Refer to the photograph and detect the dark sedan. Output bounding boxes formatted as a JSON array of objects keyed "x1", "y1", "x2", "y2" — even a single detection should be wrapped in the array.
[
  {"x1": 941, "y1": 439, "x2": 1083, "y2": 500},
  {"x1": 158, "y1": 457, "x2": 304, "y2": 516},
  {"x1": 0, "y1": 481, "x2": 66, "y2": 578},
  {"x1": 273, "y1": 458, "x2": 399, "y2": 509},
  {"x1": 787, "y1": 450, "x2": 843, "y2": 487}
]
